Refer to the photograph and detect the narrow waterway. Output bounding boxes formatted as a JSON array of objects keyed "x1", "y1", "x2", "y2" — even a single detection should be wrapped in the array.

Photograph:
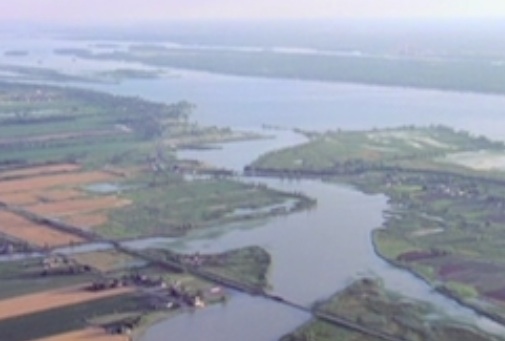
[{"x1": 140, "y1": 131, "x2": 505, "y2": 340}]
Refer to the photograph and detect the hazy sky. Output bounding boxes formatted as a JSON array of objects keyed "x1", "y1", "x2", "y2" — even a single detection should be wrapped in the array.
[{"x1": 1, "y1": 0, "x2": 505, "y2": 23}]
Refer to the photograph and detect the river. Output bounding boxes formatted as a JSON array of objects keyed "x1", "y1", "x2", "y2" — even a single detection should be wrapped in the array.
[{"x1": 3, "y1": 39, "x2": 505, "y2": 340}]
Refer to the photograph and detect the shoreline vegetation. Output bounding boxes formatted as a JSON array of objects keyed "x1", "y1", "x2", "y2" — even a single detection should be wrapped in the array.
[
  {"x1": 281, "y1": 278, "x2": 504, "y2": 341},
  {"x1": 247, "y1": 125, "x2": 505, "y2": 337}
]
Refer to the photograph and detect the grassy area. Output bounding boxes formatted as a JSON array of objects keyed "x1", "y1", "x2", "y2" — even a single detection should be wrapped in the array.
[
  {"x1": 100, "y1": 178, "x2": 303, "y2": 239},
  {"x1": 146, "y1": 245, "x2": 271, "y2": 291},
  {"x1": 196, "y1": 246, "x2": 270, "y2": 290},
  {"x1": 282, "y1": 278, "x2": 502, "y2": 341},
  {"x1": 70, "y1": 250, "x2": 142, "y2": 273},
  {"x1": 251, "y1": 126, "x2": 503, "y2": 175}
]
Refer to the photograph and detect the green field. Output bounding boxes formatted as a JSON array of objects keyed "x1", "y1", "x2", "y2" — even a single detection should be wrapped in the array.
[
  {"x1": 101, "y1": 178, "x2": 304, "y2": 239},
  {"x1": 147, "y1": 245, "x2": 271, "y2": 291}
]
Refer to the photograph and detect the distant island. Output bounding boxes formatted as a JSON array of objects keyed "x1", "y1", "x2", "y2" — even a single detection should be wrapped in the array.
[{"x1": 56, "y1": 45, "x2": 505, "y2": 95}]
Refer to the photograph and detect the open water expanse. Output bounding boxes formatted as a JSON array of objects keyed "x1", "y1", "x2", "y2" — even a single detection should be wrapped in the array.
[{"x1": 3, "y1": 39, "x2": 505, "y2": 340}]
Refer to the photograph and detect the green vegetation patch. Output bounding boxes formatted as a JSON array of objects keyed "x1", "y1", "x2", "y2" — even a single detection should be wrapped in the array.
[
  {"x1": 101, "y1": 178, "x2": 298, "y2": 239},
  {"x1": 147, "y1": 246, "x2": 271, "y2": 291},
  {"x1": 251, "y1": 126, "x2": 503, "y2": 175},
  {"x1": 283, "y1": 278, "x2": 502, "y2": 341}
]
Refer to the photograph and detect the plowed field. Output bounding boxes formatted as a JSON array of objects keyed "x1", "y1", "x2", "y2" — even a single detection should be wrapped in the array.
[
  {"x1": 28, "y1": 197, "x2": 131, "y2": 217},
  {"x1": 0, "y1": 192, "x2": 40, "y2": 206},
  {"x1": 0, "y1": 284, "x2": 134, "y2": 321},
  {"x1": 0, "y1": 171, "x2": 116, "y2": 194},
  {"x1": 0, "y1": 164, "x2": 81, "y2": 181},
  {"x1": 0, "y1": 210, "x2": 84, "y2": 247},
  {"x1": 0, "y1": 189, "x2": 84, "y2": 206}
]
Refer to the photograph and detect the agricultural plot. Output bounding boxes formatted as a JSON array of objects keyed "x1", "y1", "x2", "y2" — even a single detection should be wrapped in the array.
[
  {"x1": 0, "y1": 165, "x2": 131, "y2": 234},
  {"x1": 0, "y1": 210, "x2": 84, "y2": 248},
  {"x1": 27, "y1": 196, "x2": 130, "y2": 218},
  {"x1": 0, "y1": 293, "x2": 145, "y2": 341},
  {"x1": 0, "y1": 163, "x2": 81, "y2": 181},
  {"x1": 0, "y1": 284, "x2": 134, "y2": 321},
  {"x1": 0, "y1": 171, "x2": 117, "y2": 194},
  {"x1": 62, "y1": 213, "x2": 109, "y2": 229}
]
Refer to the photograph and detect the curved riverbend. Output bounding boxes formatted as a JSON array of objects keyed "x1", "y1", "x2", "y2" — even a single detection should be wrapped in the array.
[{"x1": 140, "y1": 132, "x2": 505, "y2": 340}]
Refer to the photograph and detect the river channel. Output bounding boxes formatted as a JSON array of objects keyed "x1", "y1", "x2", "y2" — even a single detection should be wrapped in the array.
[{"x1": 4, "y1": 39, "x2": 505, "y2": 340}]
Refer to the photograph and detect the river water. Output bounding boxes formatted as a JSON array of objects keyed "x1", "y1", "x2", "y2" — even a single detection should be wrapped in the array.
[{"x1": 3, "y1": 39, "x2": 505, "y2": 340}]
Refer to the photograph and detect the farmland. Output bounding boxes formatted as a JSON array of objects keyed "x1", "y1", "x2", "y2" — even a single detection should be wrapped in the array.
[
  {"x1": 0, "y1": 80, "x2": 312, "y2": 340},
  {"x1": 0, "y1": 210, "x2": 84, "y2": 248},
  {"x1": 0, "y1": 82, "x2": 309, "y2": 242},
  {"x1": 0, "y1": 244, "x2": 274, "y2": 341},
  {"x1": 0, "y1": 284, "x2": 134, "y2": 321}
]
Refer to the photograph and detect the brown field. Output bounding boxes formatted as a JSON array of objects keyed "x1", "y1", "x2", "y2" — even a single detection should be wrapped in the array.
[
  {"x1": 0, "y1": 171, "x2": 117, "y2": 194},
  {"x1": 0, "y1": 164, "x2": 81, "y2": 181},
  {"x1": 0, "y1": 192, "x2": 40, "y2": 206},
  {"x1": 0, "y1": 210, "x2": 84, "y2": 247},
  {"x1": 38, "y1": 189, "x2": 85, "y2": 202},
  {"x1": 32, "y1": 328, "x2": 128, "y2": 341},
  {"x1": 64, "y1": 213, "x2": 109, "y2": 229},
  {"x1": 28, "y1": 196, "x2": 131, "y2": 218},
  {"x1": 0, "y1": 284, "x2": 134, "y2": 321},
  {"x1": 0, "y1": 189, "x2": 85, "y2": 207}
]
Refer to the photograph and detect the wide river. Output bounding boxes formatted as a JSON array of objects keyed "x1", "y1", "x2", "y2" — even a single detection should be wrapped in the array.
[{"x1": 4, "y1": 40, "x2": 505, "y2": 340}]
